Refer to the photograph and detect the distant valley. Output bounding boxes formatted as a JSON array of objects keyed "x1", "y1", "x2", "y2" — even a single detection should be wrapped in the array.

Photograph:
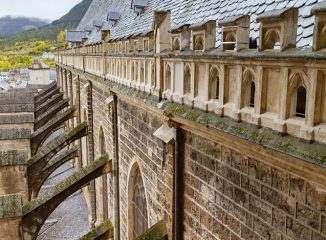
[{"x1": 0, "y1": 16, "x2": 49, "y2": 36}]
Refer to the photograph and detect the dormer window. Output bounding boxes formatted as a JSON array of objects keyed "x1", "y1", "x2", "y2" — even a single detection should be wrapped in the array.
[
  {"x1": 125, "y1": 41, "x2": 130, "y2": 52},
  {"x1": 131, "y1": 0, "x2": 148, "y2": 15},
  {"x1": 311, "y1": 2, "x2": 326, "y2": 51},
  {"x1": 189, "y1": 20, "x2": 216, "y2": 51},
  {"x1": 170, "y1": 24, "x2": 191, "y2": 51},
  {"x1": 257, "y1": 8, "x2": 298, "y2": 51},
  {"x1": 218, "y1": 15, "x2": 250, "y2": 52},
  {"x1": 107, "y1": 11, "x2": 121, "y2": 26}
]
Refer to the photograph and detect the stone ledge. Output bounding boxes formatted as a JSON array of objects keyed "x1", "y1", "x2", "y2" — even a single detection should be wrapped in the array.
[
  {"x1": 0, "y1": 92, "x2": 35, "y2": 105},
  {"x1": 0, "y1": 114, "x2": 34, "y2": 125},
  {"x1": 0, "y1": 194, "x2": 22, "y2": 219},
  {"x1": 0, "y1": 150, "x2": 28, "y2": 166},
  {"x1": 0, "y1": 104, "x2": 34, "y2": 113},
  {"x1": 0, "y1": 128, "x2": 31, "y2": 140}
]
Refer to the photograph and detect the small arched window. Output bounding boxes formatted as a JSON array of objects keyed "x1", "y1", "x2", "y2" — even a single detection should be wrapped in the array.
[
  {"x1": 264, "y1": 30, "x2": 281, "y2": 50},
  {"x1": 172, "y1": 37, "x2": 181, "y2": 51},
  {"x1": 224, "y1": 32, "x2": 236, "y2": 50},
  {"x1": 194, "y1": 35, "x2": 204, "y2": 51},
  {"x1": 184, "y1": 65, "x2": 191, "y2": 94},
  {"x1": 209, "y1": 67, "x2": 219, "y2": 99},
  {"x1": 165, "y1": 64, "x2": 171, "y2": 91},
  {"x1": 296, "y1": 85, "x2": 306, "y2": 118},
  {"x1": 250, "y1": 81, "x2": 255, "y2": 107}
]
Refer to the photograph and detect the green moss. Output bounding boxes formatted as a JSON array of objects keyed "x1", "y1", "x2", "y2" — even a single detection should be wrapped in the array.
[
  {"x1": 136, "y1": 220, "x2": 167, "y2": 240},
  {"x1": 168, "y1": 104, "x2": 186, "y2": 114},
  {"x1": 185, "y1": 111, "x2": 199, "y2": 121}
]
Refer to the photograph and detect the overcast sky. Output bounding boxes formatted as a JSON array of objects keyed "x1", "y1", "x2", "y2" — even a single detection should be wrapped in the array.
[{"x1": 0, "y1": 0, "x2": 83, "y2": 22}]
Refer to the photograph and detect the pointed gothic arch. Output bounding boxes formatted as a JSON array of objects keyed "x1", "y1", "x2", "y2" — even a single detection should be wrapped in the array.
[{"x1": 127, "y1": 160, "x2": 148, "y2": 239}]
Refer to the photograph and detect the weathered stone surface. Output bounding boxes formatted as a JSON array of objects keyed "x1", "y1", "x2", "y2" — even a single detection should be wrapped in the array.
[
  {"x1": 136, "y1": 220, "x2": 168, "y2": 240},
  {"x1": 0, "y1": 128, "x2": 31, "y2": 140},
  {"x1": 0, "y1": 150, "x2": 28, "y2": 166},
  {"x1": 79, "y1": 220, "x2": 113, "y2": 240},
  {"x1": 0, "y1": 114, "x2": 34, "y2": 125},
  {"x1": 31, "y1": 107, "x2": 76, "y2": 155},
  {"x1": 0, "y1": 194, "x2": 22, "y2": 219},
  {"x1": 23, "y1": 155, "x2": 112, "y2": 240},
  {"x1": 34, "y1": 99, "x2": 69, "y2": 130}
]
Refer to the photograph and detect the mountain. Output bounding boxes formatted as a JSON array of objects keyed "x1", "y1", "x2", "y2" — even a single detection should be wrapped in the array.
[
  {"x1": 0, "y1": 0, "x2": 93, "y2": 48},
  {"x1": 0, "y1": 16, "x2": 49, "y2": 36}
]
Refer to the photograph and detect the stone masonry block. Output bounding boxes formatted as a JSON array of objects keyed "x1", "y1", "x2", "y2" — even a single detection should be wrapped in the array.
[
  {"x1": 306, "y1": 183, "x2": 326, "y2": 214},
  {"x1": 261, "y1": 185, "x2": 296, "y2": 216},
  {"x1": 297, "y1": 203, "x2": 320, "y2": 230},
  {"x1": 271, "y1": 167, "x2": 289, "y2": 194},
  {"x1": 289, "y1": 175, "x2": 306, "y2": 204},
  {"x1": 272, "y1": 208, "x2": 286, "y2": 233},
  {"x1": 249, "y1": 195, "x2": 272, "y2": 224},
  {"x1": 286, "y1": 217, "x2": 312, "y2": 240}
]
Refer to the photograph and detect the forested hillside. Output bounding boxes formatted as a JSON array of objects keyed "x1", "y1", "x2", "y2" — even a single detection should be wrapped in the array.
[{"x1": 0, "y1": 0, "x2": 92, "y2": 48}]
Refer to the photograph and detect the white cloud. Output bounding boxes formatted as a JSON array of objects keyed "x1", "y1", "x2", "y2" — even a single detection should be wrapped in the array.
[{"x1": 0, "y1": 0, "x2": 83, "y2": 21}]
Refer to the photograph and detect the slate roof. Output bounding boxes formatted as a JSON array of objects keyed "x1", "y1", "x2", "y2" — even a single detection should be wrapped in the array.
[{"x1": 77, "y1": 0, "x2": 324, "y2": 48}]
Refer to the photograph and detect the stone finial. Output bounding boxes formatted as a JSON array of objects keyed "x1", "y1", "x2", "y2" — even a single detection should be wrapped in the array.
[
  {"x1": 257, "y1": 7, "x2": 298, "y2": 51},
  {"x1": 189, "y1": 20, "x2": 216, "y2": 51},
  {"x1": 311, "y1": 2, "x2": 326, "y2": 51},
  {"x1": 219, "y1": 15, "x2": 250, "y2": 51}
]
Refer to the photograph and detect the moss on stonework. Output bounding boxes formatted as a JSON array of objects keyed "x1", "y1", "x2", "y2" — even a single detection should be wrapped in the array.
[
  {"x1": 0, "y1": 194, "x2": 22, "y2": 219},
  {"x1": 160, "y1": 102, "x2": 326, "y2": 167},
  {"x1": 57, "y1": 64, "x2": 326, "y2": 167},
  {"x1": 136, "y1": 220, "x2": 168, "y2": 240},
  {"x1": 28, "y1": 122, "x2": 87, "y2": 167},
  {"x1": 32, "y1": 107, "x2": 75, "y2": 138},
  {"x1": 23, "y1": 155, "x2": 109, "y2": 215},
  {"x1": 79, "y1": 220, "x2": 113, "y2": 240}
]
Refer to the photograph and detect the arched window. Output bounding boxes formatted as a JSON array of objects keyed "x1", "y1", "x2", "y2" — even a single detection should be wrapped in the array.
[
  {"x1": 131, "y1": 168, "x2": 148, "y2": 238},
  {"x1": 128, "y1": 163, "x2": 148, "y2": 239},
  {"x1": 209, "y1": 67, "x2": 219, "y2": 99},
  {"x1": 172, "y1": 37, "x2": 181, "y2": 51},
  {"x1": 184, "y1": 65, "x2": 191, "y2": 95},
  {"x1": 224, "y1": 32, "x2": 236, "y2": 50},
  {"x1": 165, "y1": 64, "x2": 171, "y2": 91},
  {"x1": 296, "y1": 85, "x2": 306, "y2": 118},
  {"x1": 194, "y1": 35, "x2": 204, "y2": 51},
  {"x1": 264, "y1": 30, "x2": 281, "y2": 50},
  {"x1": 249, "y1": 81, "x2": 255, "y2": 107},
  {"x1": 99, "y1": 127, "x2": 108, "y2": 221},
  {"x1": 242, "y1": 71, "x2": 256, "y2": 108}
]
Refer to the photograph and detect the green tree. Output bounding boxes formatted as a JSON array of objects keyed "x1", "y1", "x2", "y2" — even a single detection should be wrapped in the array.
[{"x1": 57, "y1": 31, "x2": 66, "y2": 48}]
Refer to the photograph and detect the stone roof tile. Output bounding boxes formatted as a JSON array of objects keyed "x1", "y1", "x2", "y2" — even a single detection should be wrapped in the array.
[{"x1": 77, "y1": 0, "x2": 319, "y2": 48}]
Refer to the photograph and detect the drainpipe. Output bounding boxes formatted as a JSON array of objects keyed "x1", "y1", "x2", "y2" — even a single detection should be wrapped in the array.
[
  {"x1": 112, "y1": 94, "x2": 120, "y2": 240},
  {"x1": 174, "y1": 127, "x2": 184, "y2": 240}
]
